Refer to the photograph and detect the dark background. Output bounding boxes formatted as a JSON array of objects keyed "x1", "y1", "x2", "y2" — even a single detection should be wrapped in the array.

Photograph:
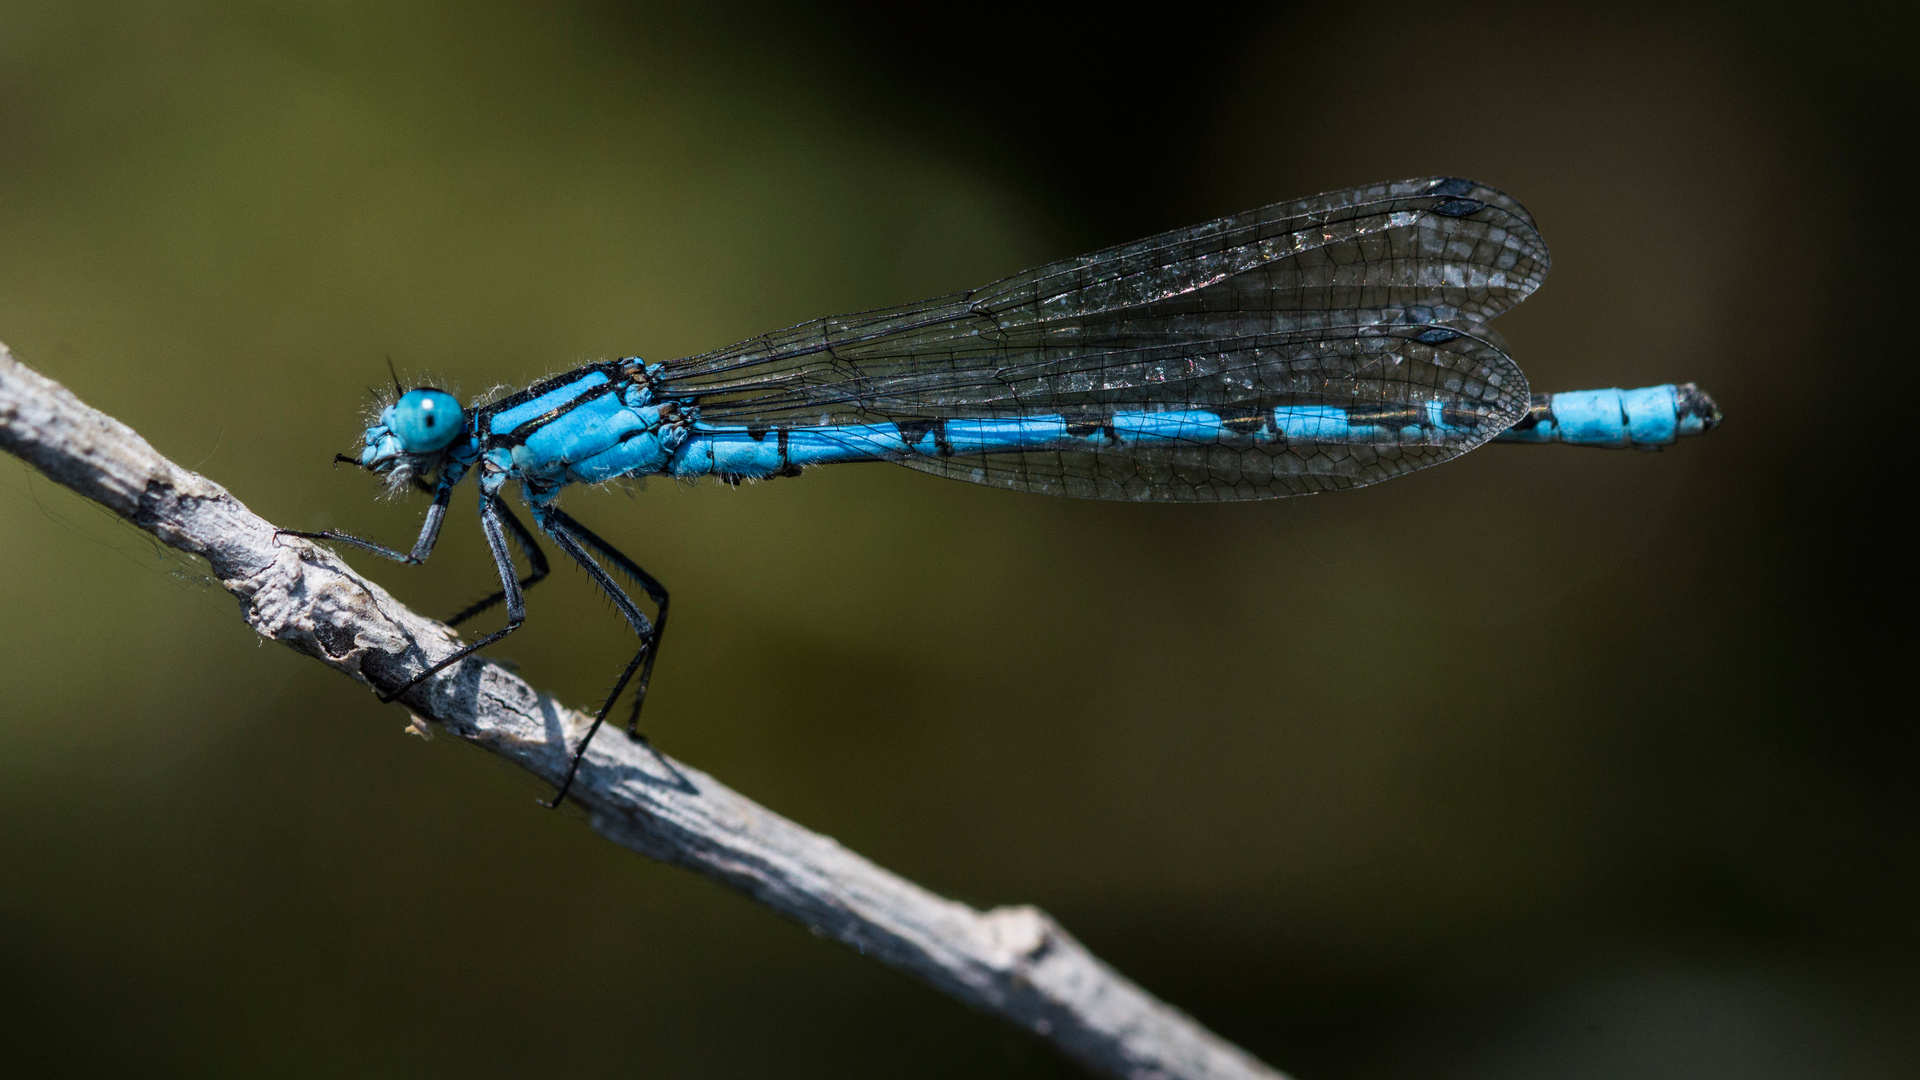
[{"x1": 2, "y1": 1, "x2": 1913, "y2": 1076}]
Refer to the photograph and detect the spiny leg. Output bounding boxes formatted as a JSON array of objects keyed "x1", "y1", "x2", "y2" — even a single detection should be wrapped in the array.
[
  {"x1": 531, "y1": 508, "x2": 667, "y2": 807},
  {"x1": 444, "y1": 501, "x2": 551, "y2": 628},
  {"x1": 376, "y1": 493, "x2": 528, "y2": 703},
  {"x1": 278, "y1": 478, "x2": 453, "y2": 565},
  {"x1": 545, "y1": 506, "x2": 669, "y2": 737}
]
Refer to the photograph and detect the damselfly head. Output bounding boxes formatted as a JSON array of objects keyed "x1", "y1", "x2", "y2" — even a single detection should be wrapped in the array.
[{"x1": 354, "y1": 388, "x2": 467, "y2": 485}]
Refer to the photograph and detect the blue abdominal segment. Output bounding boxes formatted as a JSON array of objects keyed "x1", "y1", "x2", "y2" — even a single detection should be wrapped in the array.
[
  {"x1": 1493, "y1": 383, "x2": 1722, "y2": 448},
  {"x1": 666, "y1": 401, "x2": 1491, "y2": 481}
]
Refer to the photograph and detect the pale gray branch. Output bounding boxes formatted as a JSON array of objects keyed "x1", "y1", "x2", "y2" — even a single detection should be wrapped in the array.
[{"x1": 0, "y1": 342, "x2": 1286, "y2": 1080}]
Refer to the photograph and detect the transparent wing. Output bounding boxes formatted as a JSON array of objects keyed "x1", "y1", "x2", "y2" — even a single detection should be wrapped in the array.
[
  {"x1": 784, "y1": 319, "x2": 1529, "y2": 500},
  {"x1": 656, "y1": 177, "x2": 1545, "y2": 500}
]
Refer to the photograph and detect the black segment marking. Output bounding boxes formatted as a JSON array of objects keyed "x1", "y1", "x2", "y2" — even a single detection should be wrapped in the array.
[
  {"x1": 1347, "y1": 404, "x2": 1427, "y2": 430},
  {"x1": 494, "y1": 376, "x2": 626, "y2": 444},
  {"x1": 482, "y1": 361, "x2": 620, "y2": 416},
  {"x1": 895, "y1": 417, "x2": 953, "y2": 455},
  {"x1": 1216, "y1": 407, "x2": 1269, "y2": 437},
  {"x1": 1063, "y1": 412, "x2": 1118, "y2": 443},
  {"x1": 1508, "y1": 395, "x2": 1556, "y2": 432}
]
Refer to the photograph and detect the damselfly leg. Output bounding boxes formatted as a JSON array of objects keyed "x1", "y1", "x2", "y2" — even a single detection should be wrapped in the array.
[
  {"x1": 444, "y1": 499, "x2": 550, "y2": 628},
  {"x1": 279, "y1": 478, "x2": 453, "y2": 565},
  {"x1": 529, "y1": 505, "x2": 669, "y2": 807},
  {"x1": 356, "y1": 493, "x2": 531, "y2": 703}
]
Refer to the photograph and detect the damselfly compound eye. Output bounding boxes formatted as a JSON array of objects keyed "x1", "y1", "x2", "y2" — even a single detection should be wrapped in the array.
[{"x1": 386, "y1": 389, "x2": 465, "y2": 453}]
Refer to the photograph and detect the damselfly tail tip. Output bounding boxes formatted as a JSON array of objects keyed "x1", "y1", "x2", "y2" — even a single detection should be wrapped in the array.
[{"x1": 1675, "y1": 383, "x2": 1722, "y2": 432}]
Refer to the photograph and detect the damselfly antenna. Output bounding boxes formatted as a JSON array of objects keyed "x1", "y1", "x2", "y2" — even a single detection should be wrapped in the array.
[{"x1": 385, "y1": 355, "x2": 405, "y2": 397}]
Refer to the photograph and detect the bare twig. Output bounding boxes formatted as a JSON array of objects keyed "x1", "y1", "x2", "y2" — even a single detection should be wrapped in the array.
[{"x1": 0, "y1": 342, "x2": 1286, "y2": 1080}]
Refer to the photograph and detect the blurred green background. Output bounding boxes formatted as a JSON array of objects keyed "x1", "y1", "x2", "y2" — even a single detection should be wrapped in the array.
[{"x1": 2, "y1": 1, "x2": 1913, "y2": 1076}]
